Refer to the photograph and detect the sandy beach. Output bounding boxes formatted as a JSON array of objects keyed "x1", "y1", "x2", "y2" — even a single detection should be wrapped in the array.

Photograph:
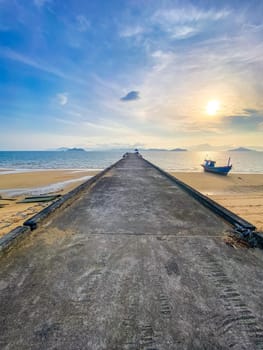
[
  {"x1": 171, "y1": 172, "x2": 263, "y2": 232},
  {"x1": 0, "y1": 169, "x2": 262, "y2": 238},
  {"x1": 0, "y1": 169, "x2": 100, "y2": 191},
  {"x1": 0, "y1": 169, "x2": 99, "y2": 236}
]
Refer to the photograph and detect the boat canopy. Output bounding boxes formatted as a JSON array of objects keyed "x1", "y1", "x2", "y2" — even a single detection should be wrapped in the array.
[{"x1": 204, "y1": 160, "x2": 216, "y2": 167}]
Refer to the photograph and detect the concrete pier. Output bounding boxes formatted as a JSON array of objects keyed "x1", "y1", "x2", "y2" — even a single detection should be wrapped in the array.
[{"x1": 1, "y1": 153, "x2": 263, "y2": 349}]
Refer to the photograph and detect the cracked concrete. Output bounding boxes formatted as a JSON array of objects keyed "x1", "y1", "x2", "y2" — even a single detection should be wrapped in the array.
[{"x1": 0, "y1": 153, "x2": 263, "y2": 349}]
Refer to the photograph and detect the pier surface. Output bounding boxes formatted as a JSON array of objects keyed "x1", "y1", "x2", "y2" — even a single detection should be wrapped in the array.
[{"x1": 1, "y1": 154, "x2": 263, "y2": 349}]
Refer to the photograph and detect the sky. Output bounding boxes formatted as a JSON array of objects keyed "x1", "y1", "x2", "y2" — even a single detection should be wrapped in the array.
[{"x1": 0, "y1": 0, "x2": 263, "y2": 150}]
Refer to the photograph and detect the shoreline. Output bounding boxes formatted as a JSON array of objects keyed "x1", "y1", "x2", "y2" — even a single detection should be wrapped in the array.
[
  {"x1": 0, "y1": 175, "x2": 94, "y2": 197},
  {"x1": 0, "y1": 169, "x2": 262, "y2": 237},
  {"x1": 0, "y1": 169, "x2": 100, "y2": 192},
  {"x1": 0, "y1": 169, "x2": 99, "y2": 236},
  {"x1": 1, "y1": 167, "x2": 263, "y2": 175},
  {"x1": 0, "y1": 168, "x2": 103, "y2": 175}
]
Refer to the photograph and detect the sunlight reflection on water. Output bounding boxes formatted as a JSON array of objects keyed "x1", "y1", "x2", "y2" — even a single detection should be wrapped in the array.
[
  {"x1": 0, "y1": 151, "x2": 262, "y2": 173},
  {"x1": 140, "y1": 151, "x2": 263, "y2": 173}
]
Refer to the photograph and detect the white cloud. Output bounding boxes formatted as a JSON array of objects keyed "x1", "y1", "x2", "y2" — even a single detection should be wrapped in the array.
[
  {"x1": 94, "y1": 28, "x2": 263, "y2": 139},
  {"x1": 153, "y1": 6, "x2": 230, "y2": 24},
  {"x1": 57, "y1": 93, "x2": 68, "y2": 106},
  {"x1": 76, "y1": 15, "x2": 90, "y2": 32},
  {"x1": 119, "y1": 25, "x2": 145, "y2": 38},
  {"x1": 0, "y1": 48, "x2": 66, "y2": 77},
  {"x1": 151, "y1": 50, "x2": 174, "y2": 71},
  {"x1": 151, "y1": 6, "x2": 230, "y2": 41},
  {"x1": 0, "y1": 48, "x2": 89, "y2": 85},
  {"x1": 170, "y1": 26, "x2": 198, "y2": 39},
  {"x1": 3, "y1": 2, "x2": 261, "y2": 150},
  {"x1": 74, "y1": 8, "x2": 263, "y2": 147}
]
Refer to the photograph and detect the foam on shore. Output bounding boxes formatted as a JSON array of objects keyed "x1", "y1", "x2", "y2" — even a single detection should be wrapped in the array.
[{"x1": 0, "y1": 175, "x2": 93, "y2": 197}]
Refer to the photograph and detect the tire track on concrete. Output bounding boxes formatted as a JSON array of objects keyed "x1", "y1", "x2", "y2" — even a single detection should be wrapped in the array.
[
  {"x1": 136, "y1": 239, "x2": 177, "y2": 349},
  {"x1": 115, "y1": 238, "x2": 167, "y2": 350},
  {"x1": 120, "y1": 274, "x2": 140, "y2": 350},
  {"x1": 148, "y1": 240, "x2": 173, "y2": 323},
  {"x1": 189, "y1": 240, "x2": 263, "y2": 350},
  {"x1": 120, "y1": 239, "x2": 162, "y2": 350}
]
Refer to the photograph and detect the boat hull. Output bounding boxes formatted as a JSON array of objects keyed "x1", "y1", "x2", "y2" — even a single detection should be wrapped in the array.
[{"x1": 201, "y1": 165, "x2": 232, "y2": 175}]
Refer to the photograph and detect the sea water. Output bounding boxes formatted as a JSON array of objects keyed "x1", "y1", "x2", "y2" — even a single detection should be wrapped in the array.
[
  {"x1": 0, "y1": 151, "x2": 122, "y2": 171},
  {"x1": 0, "y1": 150, "x2": 262, "y2": 173},
  {"x1": 140, "y1": 151, "x2": 263, "y2": 173}
]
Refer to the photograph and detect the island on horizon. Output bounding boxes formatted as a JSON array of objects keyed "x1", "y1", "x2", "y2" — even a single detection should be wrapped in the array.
[
  {"x1": 66, "y1": 148, "x2": 86, "y2": 152},
  {"x1": 170, "y1": 148, "x2": 188, "y2": 152},
  {"x1": 52, "y1": 147, "x2": 85, "y2": 152},
  {"x1": 228, "y1": 147, "x2": 254, "y2": 152}
]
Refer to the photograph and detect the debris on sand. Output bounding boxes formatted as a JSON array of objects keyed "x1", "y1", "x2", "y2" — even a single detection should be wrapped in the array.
[
  {"x1": 17, "y1": 195, "x2": 61, "y2": 203},
  {"x1": 223, "y1": 232, "x2": 250, "y2": 249}
]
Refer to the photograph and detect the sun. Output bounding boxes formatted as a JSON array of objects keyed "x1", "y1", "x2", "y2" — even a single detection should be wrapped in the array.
[{"x1": 206, "y1": 100, "x2": 220, "y2": 115}]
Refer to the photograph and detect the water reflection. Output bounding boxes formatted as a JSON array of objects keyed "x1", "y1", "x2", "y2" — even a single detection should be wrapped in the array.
[{"x1": 140, "y1": 151, "x2": 263, "y2": 173}]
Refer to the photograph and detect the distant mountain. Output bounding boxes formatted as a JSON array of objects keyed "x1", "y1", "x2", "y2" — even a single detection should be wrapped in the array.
[
  {"x1": 66, "y1": 148, "x2": 86, "y2": 152},
  {"x1": 189, "y1": 143, "x2": 232, "y2": 151},
  {"x1": 228, "y1": 147, "x2": 254, "y2": 152},
  {"x1": 170, "y1": 148, "x2": 187, "y2": 152},
  {"x1": 144, "y1": 148, "x2": 168, "y2": 151}
]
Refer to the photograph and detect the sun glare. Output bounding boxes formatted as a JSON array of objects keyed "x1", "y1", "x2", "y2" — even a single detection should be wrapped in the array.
[{"x1": 206, "y1": 100, "x2": 220, "y2": 115}]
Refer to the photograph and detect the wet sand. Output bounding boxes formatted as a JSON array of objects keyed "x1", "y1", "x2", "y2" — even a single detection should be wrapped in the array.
[
  {"x1": 0, "y1": 169, "x2": 100, "y2": 191},
  {"x1": 171, "y1": 172, "x2": 263, "y2": 231},
  {"x1": 0, "y1": 170, "x2": 99, "y2": 236}
]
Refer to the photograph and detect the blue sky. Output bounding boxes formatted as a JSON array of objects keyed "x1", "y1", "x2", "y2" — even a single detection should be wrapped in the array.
[{"x1": 0, "y1": 0, "x2": 262, "y2": 150}]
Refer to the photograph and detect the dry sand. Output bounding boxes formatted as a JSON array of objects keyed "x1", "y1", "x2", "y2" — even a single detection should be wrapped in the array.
[
  {"x1": 0, "y1": 170, "x2": 99, "y2": 237},
  {"x1": 1, "y1": 169, "x2": 262, "y2": 238},
  {"x1": 171, "y1": 172, "x2": 263, "y2": 231}
]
